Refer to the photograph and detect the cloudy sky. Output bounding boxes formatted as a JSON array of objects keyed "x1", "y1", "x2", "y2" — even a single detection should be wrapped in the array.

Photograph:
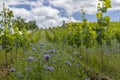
[{"x1": 0, "y1": 0, "x2": 120, "y2": 28}]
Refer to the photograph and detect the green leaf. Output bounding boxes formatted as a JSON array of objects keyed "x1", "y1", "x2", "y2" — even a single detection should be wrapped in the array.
[
  {"x1": 104, "y1": 0, "x2": 111, "y2": 8},
  {"x1": 103, "y1": 16, "x2": 110, "y2": 25},
  {"x1": 96, "y1": 12, "x2": 102, "y2": 19},
  {"x1": 101, "y1": 7, "x2": 107, "y2": 13}
]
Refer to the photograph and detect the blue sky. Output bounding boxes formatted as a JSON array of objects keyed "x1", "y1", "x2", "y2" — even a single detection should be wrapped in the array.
[{"x1": 0, "y1": 0, "x2": 120, "y2": 28}]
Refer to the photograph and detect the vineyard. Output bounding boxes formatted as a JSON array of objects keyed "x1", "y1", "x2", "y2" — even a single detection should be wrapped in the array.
[{"x1": 0, "y1": 0, "x2": 120, "y2": 80}]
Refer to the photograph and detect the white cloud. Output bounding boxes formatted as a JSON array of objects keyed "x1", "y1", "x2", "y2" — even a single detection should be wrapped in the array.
[
  {"x1": 0, "y1": 0, "x2": 120, "y2": 28},
  {"x1": 50, "y1": 0, "x2": 98, "y2": 15},
  {"x1": 110, "y1": 0, "x2": 120, "y2": 11},
  {"x1": 11, "y1": 8, "x2": 34, "y2": 21},
  {"x1": 31, "y1": 6, "x2": 59, "y2": 17}
]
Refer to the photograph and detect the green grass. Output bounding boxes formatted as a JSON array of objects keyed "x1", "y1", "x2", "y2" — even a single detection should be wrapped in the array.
[
  {"x1": 6, "y1": 40, "x2": 120, "y2": 80},
  {"x1": 0, "y1": 30, "x2": 119, "y2": 80}
]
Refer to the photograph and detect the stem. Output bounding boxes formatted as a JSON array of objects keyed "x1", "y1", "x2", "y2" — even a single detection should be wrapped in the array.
[
  {"x1": 10, "y1": 47, "x2": 13, "y2": 64},
  {"x1": 5, "y1": 50, "x2": 7, "y2": 67},
  {"x1": 4, "y1": 27, "x2": 8, "y2": 67},
  {"x1": 3, "y1": 3, "x2": 8, "y2": 67},
  {"x1": 15, "y1": 41, "x2": 18, "y2": 61},
  {"x1": 100, "y1": 45, "x2": 104, "y2": 78},
  {"x1": 27, "y1": 62, "x2": 30, "y2": 80},
  {"x1": 119, "y1": 43, "x2": 120, "y2": 52},
  {"x1": 85, "y1": 46, "x2": 88, "y2": 76}
]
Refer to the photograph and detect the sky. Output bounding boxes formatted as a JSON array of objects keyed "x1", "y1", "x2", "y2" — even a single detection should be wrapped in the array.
[{"x1": 0, "y1": 0, "x2": 120, "y2": 28}]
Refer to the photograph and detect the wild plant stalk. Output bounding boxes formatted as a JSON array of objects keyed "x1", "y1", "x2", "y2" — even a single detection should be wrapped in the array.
[
  {"x1": 85, "y1": 47, "x2": 88, "y2": 76},
  {"x1": 96, "y1": 0, "x2": 111, "y2": 78},
  {"x1": 1, "y1": 3, "x2": 14, "y2": 67},
  {"x1": 100, "y1": 44, "x2": 104, "y2": 78},
  {"x1": 27, "y1": 61, "x2": 30, "y2": 80},
  {"x1": 4, "y1": 31, "x2": 7, "y2": 67},
  {"x1": 10, "y1": 47, "x2": 13, "y2": 64},
  {"x1": 15, "y1": 42, "x2": 18, "y2": 62},
  {"x1": 3, "y1": 3, "x2": 8, "y2": 67}
]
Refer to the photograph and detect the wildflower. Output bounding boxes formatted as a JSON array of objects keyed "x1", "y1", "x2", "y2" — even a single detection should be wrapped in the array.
[
  {"x1": 32, "y1": 48, "x2": 36, "y2": 52},
  {"x1": 75, "y1": 64, "x2": 80, "y2": 67},
  {"x1": 27, "y1": 56, "x2": 34, "y2": 62},
  {"x1": 73, "y1": 52, "x2": 79, "y2": 55},
  {"x1": 40, "y1": 43, "x2": 44, "y2": 46},
  {"x1": 10, "y1": 68, "x2": 16, "y2": 72},
  {"x1": 65, "y1": 61, "x2": 71, "y2": 66},
  {"x1": 30, "y1": 43, "x2": 34, "y2": 47},
  {"x1": 45, "y1": 66, "x2": 54, "y2": 71},
  {"x1": 48, "y1": 49, "x2": 56, "y2": 53},
  {"x1": 43, "y1": 54, "x2": 50, "y2": 61}
]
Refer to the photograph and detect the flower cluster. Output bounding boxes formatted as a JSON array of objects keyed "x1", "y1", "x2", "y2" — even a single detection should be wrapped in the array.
[
  {"x1": 43, "y1": 54, "x2": 50, "y2": 61},
  {"x1": 40, "y1": 43, "x2": 44, "y2": 48},
  {"x1": 44, "y1": 66, "x2": 54, "y2": 71},
  {"x1": 9, "y1": 68, "x2": 16, "y2": 72},
  {"x1": 27, "y1": 56, "x2": 34, "y2": 62},
  {"x1": 65, "y1": 61, "x2": 71, "y2": 66},
  {"x1": 32, "y1": 48, "x2": 36, "y2": 52},
  {"x1": 48, "y1": 49, "x2": 56, "y2": 53}
]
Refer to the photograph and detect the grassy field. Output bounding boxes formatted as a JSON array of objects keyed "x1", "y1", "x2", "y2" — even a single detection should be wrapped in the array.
[
  {"x1": 0, "y1": 30, "x2": 118, "y2": 80},
  {"x1": 0, "y1": 0, "x2": 120, "y2": 79}
]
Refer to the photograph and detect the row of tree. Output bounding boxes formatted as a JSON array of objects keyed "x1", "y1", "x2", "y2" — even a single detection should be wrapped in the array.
[{"x1": 0, "y1": 3, "x2": 38, "y2": 67}]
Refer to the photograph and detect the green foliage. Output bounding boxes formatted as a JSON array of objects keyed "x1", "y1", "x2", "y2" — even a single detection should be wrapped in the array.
[
  {"x1": 13, "y1": 17, "x2": 38, "y2": 31},
  {"x1": 116, "y1": 30, "x2": 120, "y2": 43},
  {"x1": 96, "y1": 0, "x2": 111, "y2": 46},
  {"x1": 7, "y1": 40, "x2": 120, "y2": 80},
  {"x1": 0, "y1": 3, "x2": 39, "y2": 52},
  {"x1": 1, "y1": 0, "x2": 120, "y2": 80},
  {"x1": 0, "y1": 3, "x2": 14, "y2": 52},
  {"x1": 27, "y1": 21, "x2": 38, "y2": 30}
]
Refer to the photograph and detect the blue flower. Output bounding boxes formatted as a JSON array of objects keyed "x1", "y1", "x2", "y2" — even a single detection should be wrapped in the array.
[
  {"x1": 10, "y1": 68, "x2": 16, "y2": 72},
  {"x1": 73, "y1": 52, "x2": 79, "y2": 55},
  {"x1": 75, "y1": 64, "x2": 80, "y2": 67},
  {"x1": 39, "y1": 43, "x2": 44, "y2": 48},
  {"x1": 27, "y1": 56, "x2": 34, "y2": 62},
  {"x1": 45, "y1": 66, "x2": 54, "y2": 71},
  {"x1": 48, "y1": 49, "x2": 56, "y2": 53},
  {"x1": 43, "y1": 54, "x2": 50, "y2": 61},
  {"x1": 65, "y1": 61, "x2": 71, "y2": 66},
  {"x1": 32, "y1": 48, "x2": 36, "y2": 52},
  {"x1": 40, "y1": 43, "x2": 44, "y2": 46},
  {"x1": 30, "y1": 43, "x2": 34, "y2": 47}
]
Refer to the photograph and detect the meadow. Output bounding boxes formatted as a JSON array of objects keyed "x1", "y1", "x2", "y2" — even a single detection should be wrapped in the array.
[
  {"x1": 0, "y1": 22, "x2": 119, "y2": 80},
  {"x1": 0, "y1": 0, "x2": 120, "y2": 80}
]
